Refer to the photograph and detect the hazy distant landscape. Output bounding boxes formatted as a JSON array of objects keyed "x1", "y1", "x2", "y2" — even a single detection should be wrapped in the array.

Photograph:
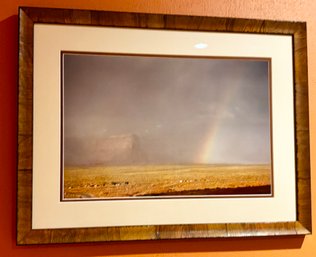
[
  {"x1": 63, "y1": 54, "x2": 271, "y2": 166},
  {"x1": 63, "y1": 164, "x2": 271, "y2": 199}
]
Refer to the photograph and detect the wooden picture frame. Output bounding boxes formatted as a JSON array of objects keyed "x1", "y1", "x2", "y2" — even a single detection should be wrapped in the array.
[{"x1": 17, "y1": 6, "x2": 311, "y2": 244}]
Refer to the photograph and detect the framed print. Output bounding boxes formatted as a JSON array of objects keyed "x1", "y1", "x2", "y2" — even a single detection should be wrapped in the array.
[{"x1": 17, "y1": 7, "x2": 311, "y2": 244}]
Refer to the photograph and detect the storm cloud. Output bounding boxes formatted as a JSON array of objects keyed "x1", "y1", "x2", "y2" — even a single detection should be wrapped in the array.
[{"x1": 63, "y1": 53, "x2": 270, "y2": 166}]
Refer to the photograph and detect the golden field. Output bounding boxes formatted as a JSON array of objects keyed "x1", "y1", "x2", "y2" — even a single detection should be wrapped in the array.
[{"x1": 63, "y1": 164, "x2": 271, "y2": 199}]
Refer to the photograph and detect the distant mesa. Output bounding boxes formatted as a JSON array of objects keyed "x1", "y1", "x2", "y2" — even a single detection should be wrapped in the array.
[{"x1": 64, "y1": 134, "x2": 145, "y2": 166}]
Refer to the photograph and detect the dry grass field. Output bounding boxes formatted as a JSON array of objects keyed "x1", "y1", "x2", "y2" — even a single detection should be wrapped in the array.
[{"x1": 63, "y1": 164, "x2": 271, "y2": 200}]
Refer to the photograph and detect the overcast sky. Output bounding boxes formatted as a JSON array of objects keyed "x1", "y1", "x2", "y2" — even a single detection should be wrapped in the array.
[{"x1": 63, "y1": 53, "x2": 270, "y2": 165}]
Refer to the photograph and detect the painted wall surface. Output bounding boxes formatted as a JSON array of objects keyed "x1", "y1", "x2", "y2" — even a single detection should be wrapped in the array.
[{"x1": 0, "y1": 0, "x2": 315, "y2": 256}]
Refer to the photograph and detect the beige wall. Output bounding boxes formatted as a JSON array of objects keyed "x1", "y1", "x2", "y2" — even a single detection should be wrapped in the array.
[{"x1": 0, "y1": 0, "x2": 315, "y2": 256}]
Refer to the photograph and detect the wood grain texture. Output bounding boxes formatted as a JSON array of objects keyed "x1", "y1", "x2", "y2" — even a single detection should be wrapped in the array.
[{"x1": 17, "y1": 6, "x2": 311, "y2": 245}]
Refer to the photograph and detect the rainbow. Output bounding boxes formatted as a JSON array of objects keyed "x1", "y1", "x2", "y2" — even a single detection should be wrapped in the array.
[{"x1": 198, "y1": 82, "x2": 239, "y2": 164}]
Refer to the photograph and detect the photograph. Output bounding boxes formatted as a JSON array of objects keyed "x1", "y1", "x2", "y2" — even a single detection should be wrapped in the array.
[{"x1": 62, "y1": 52, "x2": 272, "y2": 200}]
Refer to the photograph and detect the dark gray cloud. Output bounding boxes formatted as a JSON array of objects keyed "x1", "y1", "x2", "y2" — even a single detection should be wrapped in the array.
[{"x1": 63, "y1": 53, "x2": 270, "y2": 165}]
